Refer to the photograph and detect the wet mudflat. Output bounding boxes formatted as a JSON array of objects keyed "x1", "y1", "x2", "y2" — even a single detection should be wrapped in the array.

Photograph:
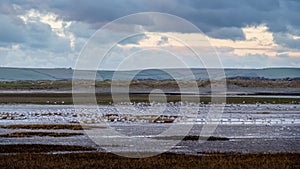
[
  {"x1": 0, "y1": 99, "x2": 298, "y2": 169},
  {"x1": 0, "y1": 103, "x2": 299, "y2": 155}
]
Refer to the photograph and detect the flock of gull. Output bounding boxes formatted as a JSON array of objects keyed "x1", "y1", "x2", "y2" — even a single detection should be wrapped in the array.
[{"x1": 0, "y1": 102, "x2": 298, "y2": 125}]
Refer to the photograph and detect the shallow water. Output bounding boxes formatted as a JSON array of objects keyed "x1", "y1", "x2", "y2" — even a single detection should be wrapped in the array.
[{"x1": 0, "y1": 103, "x2": 299, "y2": 155}]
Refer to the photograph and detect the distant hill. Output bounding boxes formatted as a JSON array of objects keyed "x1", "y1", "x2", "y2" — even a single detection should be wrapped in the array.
[{"x1": 0, "y1": 67, "x2": 299, "y2": 81}]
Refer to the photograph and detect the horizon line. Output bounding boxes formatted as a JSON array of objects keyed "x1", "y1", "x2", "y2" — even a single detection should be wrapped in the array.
[{"x1": 0, "y1": 66, "x2": 300, "y2": 71}]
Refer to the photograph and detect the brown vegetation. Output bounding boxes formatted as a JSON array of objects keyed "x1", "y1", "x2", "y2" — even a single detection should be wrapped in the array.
[
  {"x1": 0, "y1": 78, "x2": 299, "y2": 90},
  {"x1": 0, "y1": 132, "x2": 83, "y2": 138},
  {"x1": 0, "y1": 151, "x2": 298, "y2": 169},
  {"x1": 0, "y1": 93, "x2": 299, "y2": 104},
  {"x1": 0, "y1": 124, "x2": 91, "y2": 130},
  {"x1": 0, "y1": 144, "x2": 95, "y2": 153},
  {"x1": 259, "y1": 112, "x2": 271, "y2": 114},
  {"x1": 226, "y1": 78, "x2": 300, "y2": 88}
]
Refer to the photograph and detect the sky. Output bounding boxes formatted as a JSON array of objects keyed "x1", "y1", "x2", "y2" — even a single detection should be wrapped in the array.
[{"x1": 0, "y1": 0, "x2": 300, "y2": 69}]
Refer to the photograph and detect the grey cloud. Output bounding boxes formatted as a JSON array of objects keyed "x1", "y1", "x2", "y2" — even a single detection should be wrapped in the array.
[
  {"x1": 273, "y1": 32, "x2": 300, "y2": 50},
  {"x1": 0, "y1": 12, "x2": 71, "y2": 53},
  {"x1": 67, "y1": 21, "x2": 95, "y2": 38},
  {"x1": 2, "y1": 50, "x2": 75, "y2": 68},
  {"x1": 0, "y1": 0, "x2": 299, "y2": 68},
  {"x1": 0, "y1": 14, "x2": 26, "y2": 44},
  {"x1": 157, "y1": 36, "x2": 168, "y2": 46},
  {"x1": 2, "y1": 0, "x2": 300, "y2": 39},
  {"x1": 273, "y1": 54, "x2": 300, "y2": 67},
  {"x1": 277, "y1": 54, "x2": 289, "y2": 58},
  {"x1": 23, "y1": 21, "x2": 71, "y2": 53},
  {"x1": 221, "y1": 53, "x2": 300, "y2": 68},
  {"x1": 206, "y1": 27, "x2": 245, "y2": 41},
  {"x1": 38, "y1": 1, "x2": 299, "y2": 37},
  {"x1": 47, "y1": 35, "x2": 72, "y2": 53},
  {"x1": 118, "y1": 34, "x2": 148, "y2": 45},
  {"x1": 26, "y1": 22, "x2": 52, "y2": 48},
  {"x1": 221, "y1": 54, "x2": 270, "y2": 68}
]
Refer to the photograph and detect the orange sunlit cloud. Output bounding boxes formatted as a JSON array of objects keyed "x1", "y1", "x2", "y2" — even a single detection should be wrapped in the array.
[{"x1": 119, "y1": 24, "x2": 300, "y2": 59}]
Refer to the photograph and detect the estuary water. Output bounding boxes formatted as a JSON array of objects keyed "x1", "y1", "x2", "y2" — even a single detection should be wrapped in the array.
[{"x1": 0, "y1": 103, "x2": 299, "y2": 155}]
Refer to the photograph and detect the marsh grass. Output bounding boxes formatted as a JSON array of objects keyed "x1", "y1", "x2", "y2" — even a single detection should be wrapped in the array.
[
  {"x1": 227, "y1": 78, "x2": 300, "y2": 88},
  {"x1": 259, "y1": 112, "x2": 271, "y2": 114},
  {"x1": 0, "y1": 151, "x2": 298, "y2": 169},
  {"x1": 0, "y1": 80, "x2": 72, "y2": 90},
  {"x1": 0, "y1": 79, "x2": 299, "y2": 105},
  {"x1": 0, "y1": 79, "x2": 299, "y2": 90},
  {"x1": 0, "y1": 124, "x2": 105, "y2": 130},
  {"x1": 0, "y1": 93, "x2": 299, "y2": 104},
  {"x1": 0, "y1": 144, "x2": 96, "y2": 153},
  {"x1": 0, "y1": 132, "x2": 83, "y2": 138}
]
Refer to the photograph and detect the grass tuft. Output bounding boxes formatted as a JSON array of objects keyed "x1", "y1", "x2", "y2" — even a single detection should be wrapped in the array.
[
  {"x1": 0, "y1": 124, "x2": 99, "y2": 130},
  {"x1": 0, "y1": 144, "x2": 96, "y2": 153},
  {"x1": 0, "y1": 151, "x2": 298, "y2": 169},
  {"x1": 0, "y1": 132, "x2": 83, "y2": 138}
]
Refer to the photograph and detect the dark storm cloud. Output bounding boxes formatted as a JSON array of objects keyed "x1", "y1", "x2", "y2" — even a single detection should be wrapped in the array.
[
  {"x1": 1, "y1": 0, "x2": 300, "y2": 50},
  {"x1": 25, "y1": 21, "x2": 71, "y2": 53},
  {"x1": 0, "y1": 13, "x2": 70, "y2": 52},
  {"x1": 24, "y1": 0, "x2": 298, "y2": 40},
  {"x1": 1, "y1": 0, "x2": 300, "y2": 39}
]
